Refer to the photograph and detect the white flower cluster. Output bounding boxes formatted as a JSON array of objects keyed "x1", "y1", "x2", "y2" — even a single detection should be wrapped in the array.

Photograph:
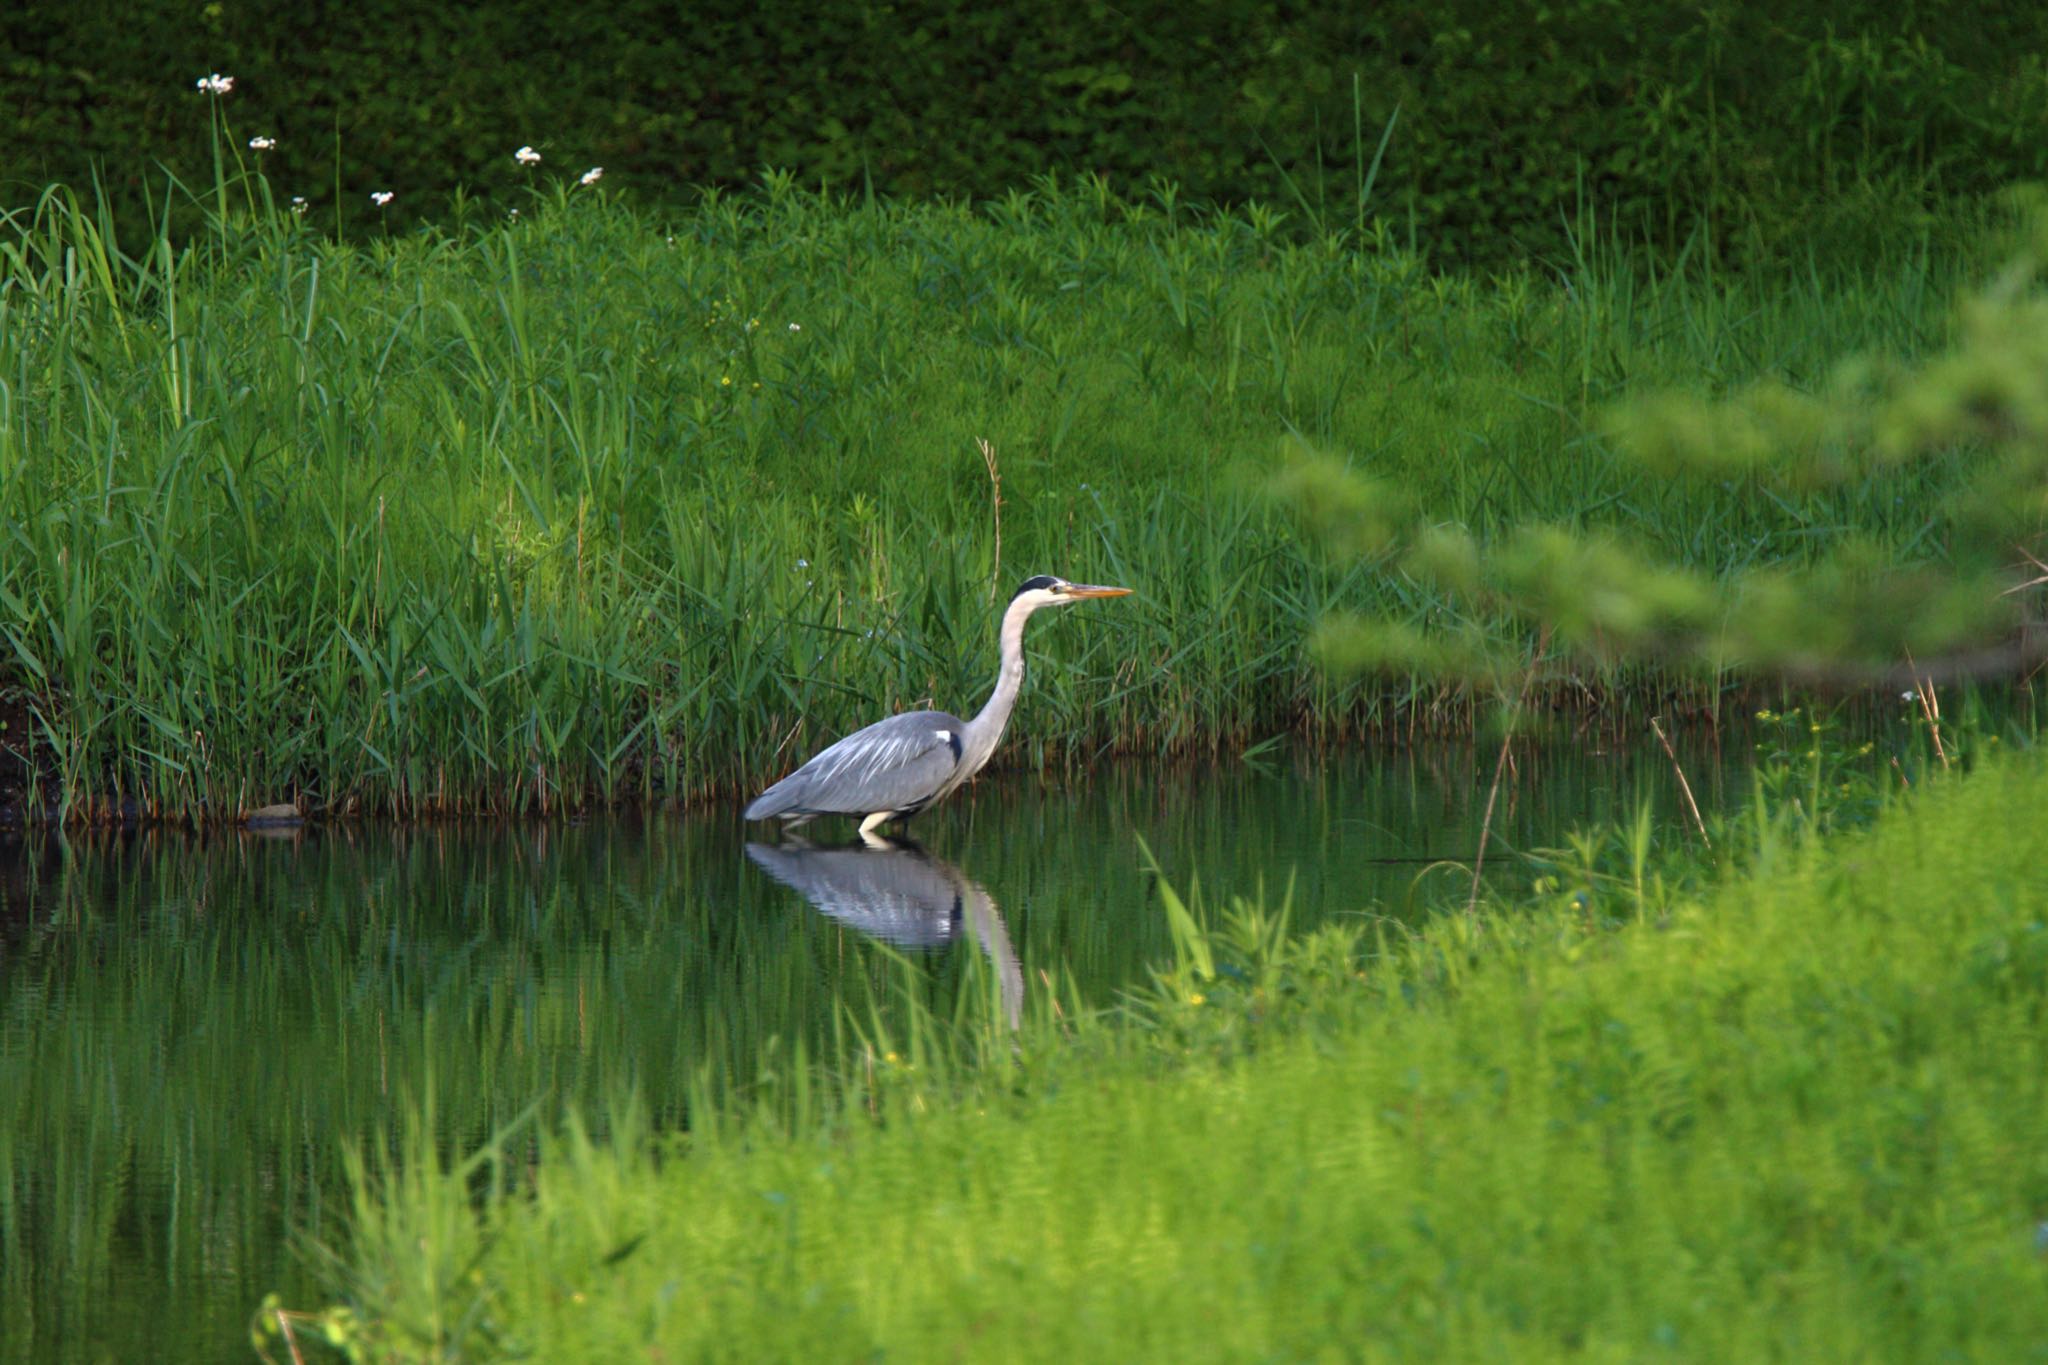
[
  {"x1": 195, "y1": 73, "x2": 234, "y2": 95},
  {"x1": 515, "y1": 145, "x2": 541, "y2": 166},
  {"x1": 248, "y1": 136, "x2": 276, "y2": 151}
]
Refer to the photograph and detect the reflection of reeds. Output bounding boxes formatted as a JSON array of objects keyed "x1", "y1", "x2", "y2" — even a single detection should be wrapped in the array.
[
  {"x1": 0, "y1": 813, "x2": 1021, "y2": 1356},
  {"x1": 0, "y1": 181, "x2": 1995, "y2": 821}
]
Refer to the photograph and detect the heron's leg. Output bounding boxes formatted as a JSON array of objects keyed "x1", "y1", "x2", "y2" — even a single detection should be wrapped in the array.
[{"x1": 857, "y1": 810, "x2": 894, "y2": 845}]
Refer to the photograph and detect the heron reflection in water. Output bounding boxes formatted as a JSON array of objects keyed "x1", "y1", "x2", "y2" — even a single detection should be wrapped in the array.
[{"x1": 744, "y1": 837, "x2": 1024, "y2": 1028}]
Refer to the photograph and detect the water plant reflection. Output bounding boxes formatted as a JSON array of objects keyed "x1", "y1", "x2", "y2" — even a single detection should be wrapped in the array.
[{"x1": 746, "y1": 838, "x2": 1023, "y2": 1027}]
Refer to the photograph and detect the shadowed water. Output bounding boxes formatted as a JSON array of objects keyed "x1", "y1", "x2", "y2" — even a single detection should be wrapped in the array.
[{"x1": 0, "y1": 736, "x2": 1753, "y2": 1362}]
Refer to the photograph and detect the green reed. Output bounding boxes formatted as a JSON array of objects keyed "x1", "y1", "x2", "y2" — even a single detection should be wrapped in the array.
[{"x1": 0, "y1": 174, "x2": 2000, "y2": 820}]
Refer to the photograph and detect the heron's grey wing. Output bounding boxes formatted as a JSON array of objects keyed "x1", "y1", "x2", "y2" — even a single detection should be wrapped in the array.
[
  {"x1": 746, "y1": 711, "x2": 964, "y2": 819},
  {"x1": 745, "y1": 842, "x2": 964, "y2": 948}
]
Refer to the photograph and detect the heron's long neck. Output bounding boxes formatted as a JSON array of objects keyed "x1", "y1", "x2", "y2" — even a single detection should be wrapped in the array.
[{"x1": 961, "y1": 597, "x2": 1036, "y2": 774}]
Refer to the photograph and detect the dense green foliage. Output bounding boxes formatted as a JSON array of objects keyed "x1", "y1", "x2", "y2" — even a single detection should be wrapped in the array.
[
  {"x1": 0, "y1": 179, "x2": 1993, "y2": 821},
  {"x1": 283, "y1": 748, "x2": 2048, "y2": 1362},
  {"x1": 9, "y1": 2, "x2": 2048, "y2": 258}
]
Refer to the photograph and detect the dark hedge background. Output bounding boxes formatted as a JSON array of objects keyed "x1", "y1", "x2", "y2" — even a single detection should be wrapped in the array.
[{"x1": 4, "y1": 1, "x2": 2046, "y2": 259}]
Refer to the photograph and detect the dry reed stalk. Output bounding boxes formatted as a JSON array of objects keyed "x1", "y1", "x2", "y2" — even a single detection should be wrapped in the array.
[
  {"x1": 1650, "y1": 715, "x2": 1710, "y2": 847},
  {"x1": 977, "y1": 436, "x2": 1003, "y2": 602},
  {"x1": 1904, "y1": 649, "x2": 1949, "y2": 769},
  {"x1": 1469, "y1": 628, "x2": 1549, "y2": 916}
]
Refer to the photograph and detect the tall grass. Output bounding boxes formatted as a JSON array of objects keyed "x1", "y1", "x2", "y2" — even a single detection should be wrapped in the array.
[
  {"x1": 0, "y1": 173, "x2": 2001, "y2": 820},
  {"x1": 290, "y1": 749, "x2": 2048, "y2": 1363}
]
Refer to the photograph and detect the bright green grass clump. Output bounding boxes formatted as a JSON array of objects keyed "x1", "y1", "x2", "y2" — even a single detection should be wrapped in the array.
[
  {"x1": 0, "y1": 180, "x2": 1995, "y2": 819},
  {"x1": 301, "y1": 756, "x2": 2048, "y2": 1362}
]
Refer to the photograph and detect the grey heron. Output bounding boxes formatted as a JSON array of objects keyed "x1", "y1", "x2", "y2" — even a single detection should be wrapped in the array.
[{"x1": 743, "y1": 574, "x2": 1131, "y2": 837}]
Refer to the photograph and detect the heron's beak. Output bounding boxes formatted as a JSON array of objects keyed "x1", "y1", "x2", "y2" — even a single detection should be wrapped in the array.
[{"x1": 1064, "y1": 583, "x2": 1133, "y2": 598}]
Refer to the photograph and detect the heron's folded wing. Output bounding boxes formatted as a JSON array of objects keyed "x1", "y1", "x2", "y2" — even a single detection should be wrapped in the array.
[{"x1": 765, "y1": 713, "x2": 964, "y2": 816}]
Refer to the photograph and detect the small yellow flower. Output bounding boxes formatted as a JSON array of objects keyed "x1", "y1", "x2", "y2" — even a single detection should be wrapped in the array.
[
  {"x1": 720, "y1": 375, "x2": 731, "y2": 386},
  {"x1": 1188, "y1": 993, "x2": 1205, "y2": 1005}
]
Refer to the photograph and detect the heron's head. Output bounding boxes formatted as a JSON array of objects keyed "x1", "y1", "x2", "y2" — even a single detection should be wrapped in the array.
[{"x1": 1010, "y1": 574, "x2": 1133, "y2": 611}]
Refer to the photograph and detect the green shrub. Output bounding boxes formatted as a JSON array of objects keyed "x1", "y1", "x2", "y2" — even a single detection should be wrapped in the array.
[{"x1": 8, "y1": 1, "x2": 2047, "y2": 260}]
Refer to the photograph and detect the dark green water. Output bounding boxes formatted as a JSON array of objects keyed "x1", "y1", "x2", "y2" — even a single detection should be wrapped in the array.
[{"x1": 0, "y1": 736, "x2": 1753, "y2": 1362}]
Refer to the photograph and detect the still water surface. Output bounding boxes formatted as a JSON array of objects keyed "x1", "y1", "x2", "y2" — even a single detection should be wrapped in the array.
[{"x1": 0, "y1": 736, "x2": 1750, "y2": 1362}]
